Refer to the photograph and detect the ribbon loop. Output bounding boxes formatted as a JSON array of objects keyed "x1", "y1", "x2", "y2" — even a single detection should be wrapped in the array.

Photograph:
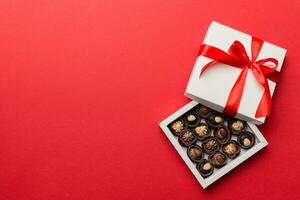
[{"x1": 198, "y1": 37, "x2": 279, "y2": 118}]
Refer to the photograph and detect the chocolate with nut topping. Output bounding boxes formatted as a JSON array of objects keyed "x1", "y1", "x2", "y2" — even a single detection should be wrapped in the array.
[
  {"x1": 214, "y1": 126, "x2": 231, "y2": 144},
  {"x1": 193, "y1": 123, "x2": 210, "y2": 140},
  {"x1": 222, "y1": 141, "x2": 240, "y2": 159},
  {"x1": 202, "y1": 137, "x2": 220, "y2": 154},
  {"x1": 169, "y1": 119, "x2": 185, "y2": 136},
  {"x1": 206, "y1": 113, "x2": 224, "y2": 128},
  {"x1": 185, "y1": 112, "x2": 200, "y2": 127},
  {"x1": 238, "y1": 131, "x2": 255, "y2": 149},
  {"x1": 229, "y1": 119, "x2": 246, "y2": 135},
  {"x1": 197, "y1": 159, "x2": 214, "y2": 178},
  {"x1": 209, "y1": 152, "x2": 227, "y2": 168},
  {"x1": 187, "y1": 145, "x2": 203, "y2": 162},
  {"x1": 178, "y1": 130, "x2": 197, "y2": 147}
]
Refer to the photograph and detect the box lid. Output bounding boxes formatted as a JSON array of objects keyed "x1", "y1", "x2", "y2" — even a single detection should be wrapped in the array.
[{"x1": 185, "y1": 21, "x2": 286, "y2": 125}]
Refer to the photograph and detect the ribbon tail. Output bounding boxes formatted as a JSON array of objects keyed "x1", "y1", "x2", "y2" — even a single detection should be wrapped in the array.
[
  {"x1": 255, "y1": 85, "x2": 272, "y2": 117},
  {"x1": 223, "y1": 66, "x2": 248, "y2": 116},
  {"x1": 251, "y1": 63, "x2": 273, "y2": 117}
]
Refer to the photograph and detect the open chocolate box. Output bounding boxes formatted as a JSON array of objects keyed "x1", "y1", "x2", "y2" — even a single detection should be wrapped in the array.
[
  {"x1": 159, "y1": 101, "x2": 268, "y2": 188},
  {"x1": 159, "y1": 21, "x2": 286, "y2": 188}
]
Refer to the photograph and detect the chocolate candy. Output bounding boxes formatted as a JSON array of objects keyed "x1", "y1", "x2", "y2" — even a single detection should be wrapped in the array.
[
  {"x1": 196, "y1": 105, "x2": 211, "y2": 118},
  {"x1": 202, "y1": 137, "x2": 220, "y2": 154},
  {"x1": 187, "y1": 145, "x2": 203, "y2": 162},
  {"x1": 197, "y1": 159, "x2": 214, "y2": 177},
  {"x1": 222, "y1": 141, "x2": 240, "y2": 159},
  {"x1": 209, "y1": 152, "x2": 227, "y2": 168},
  {"x1": 185, "y1": 112, "x2": 200, "y2": 127},
  {"x1": 169, "y1": 119, "x2": 185, "y2": 136},
  {"x1": 167, "y1": 103, "x2": 259, "y2": 179},
  {"x1": 214, "y1": 126, "x2": 231, "y2": 144},
  {"x1": 229, "y1": 119, "x2": 246, "y2": 135},
  {"x1": 238, "y1": 131, "x2": 255, "y2": 149},
  {"x1": 178, "y1": 130, "x2": 197, "y2": 147},
  {"x1": 193, "y1": 123, "x2": 211, "y2": 140},
  {"x1": 206, "y1": 113, "x2": 224, "y2": 128}
]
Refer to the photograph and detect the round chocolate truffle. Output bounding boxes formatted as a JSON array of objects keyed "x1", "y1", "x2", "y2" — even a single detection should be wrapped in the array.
[
  {"x1": 193, "y1": 123, "x2": 210, "y2": 140},
  {"x1": 229, "y1": 119, "x2": 246, "y2": 135},
  {"x1": 222, "y1": 141, "x2": 240, "y2": 159},
  {"x1": 206, "y1": 113, "x2": 224, "y2": 128},
  {"x1": 214, "y1": 126, "x2": 231, "y2": 144},
  {"x1": 169, "y1": 119, "x2": 185, "y2": 136},
  {"x1": 187, "y1": 145, "x2": 203, "y2": 162},
  {"x1": 209, "y1": 152, "x2": 227, "y2": 168},
  {"x1": 202, "y1": 137, "x2": 220, "y2": 154},
  {"x1": 185, "y1": 112, "x2": 200, "y2": 127},
  {"x1": 197, "y1": 105, "x2": 211, "y2": 118},
  {"x1": 178, "y1": 130, "x2": 197, "y2": 147},
  {"x1": 197, "y1": 159, "x2": 214, "y2": 177},
  {"x1": 238, "y1": 131, "x2": 255, "y2": 149}
]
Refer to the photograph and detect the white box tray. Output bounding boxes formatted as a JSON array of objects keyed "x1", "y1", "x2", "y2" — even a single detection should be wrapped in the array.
[{"x1": 159, "y1": 100, "x2": 268, "y2": 188}]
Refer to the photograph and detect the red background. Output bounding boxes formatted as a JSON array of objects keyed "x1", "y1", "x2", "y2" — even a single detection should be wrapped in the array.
[{"x1": 0, "y1": 0, "x2": 299, "y2": 199}]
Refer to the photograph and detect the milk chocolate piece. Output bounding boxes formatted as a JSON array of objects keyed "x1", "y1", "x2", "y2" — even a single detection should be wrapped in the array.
[
  {"x1": 185, "y1": 112, "x2": 200, "y2": 127},
  {"x1": 197, "y1": 159, "x2": 214, "y2": 178},
  {"x1": 202, "y1": 137, "x2": 220, "y2": 154},
  {"x1": 178, "y1": 130, "x2": 197, "y2": 147},
  {"x1": 222, "y1": 141, "x2": 240, "y2": 159},
  {"x1": 187, "y1": 145, "x2": 203, "y2": 162},
  {"x1": 214, "y1": 126, "x2": 231, "y2": 144},
  {"x1": 197, "y1": 105, "x2": 211, "y2": 118},
  {"x1": 206, "y1": 113, "x2": 224, "y2": 128},
  {"x1": 193, "y1": 123, "x2": 211, "y2": 140},
  {"x1": 209, "y1": 152, "x2": 227, "y2": 168},
  {"x1": 229, "y1": 119, "x2": 246, "y2": 135},
  {"x1": 238, "y1": 131, "x2": 255, "y2": 149}
]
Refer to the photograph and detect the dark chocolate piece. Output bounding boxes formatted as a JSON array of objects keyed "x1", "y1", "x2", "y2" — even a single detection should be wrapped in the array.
[
  {"x1": 202, "y1": 137, "x2": 220, "y2": 154},
  {"x1": 185, "y1": 112, "x2": 200, "y2": 127},
  {"x1": 238, "y1": 131, "x2": 255, "y2": 149},
  {"x1": 209, "y1": 152, "x2": 227, "y2": 168},
  {"x1": 168, "y1": 119, "x2": 185, "y2": 136},
  {"x1": 214, "y1": 126, "x2": 231, "y2": 144},
  {"x1": 222, "y1": 140, "x2": 240, "y2": 159},
  {"x1": 206, "y1": 113, "x2": 224, "y2": 128},
  {"x1": 187, "y1": 145, "x2": 203, "y2": 162},
  {"x1": 193, "y1": 123, "x2": 211, "y2": 140},
  {"x1": 196, "y1": 105, "x2": 211, "y2": 118},
  {"x1": 178, "y1": 130, "x2": 197, "y2": 147},
  {"x1": 197, "y1": 159, "x2": 214, "y2": 178},
  {"x1": 228, "y1": 119, "x2": 246, "y2": 135}
]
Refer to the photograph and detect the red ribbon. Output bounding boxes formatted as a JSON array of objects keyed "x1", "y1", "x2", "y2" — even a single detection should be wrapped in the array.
[{"x1": 198, "y1": 37, "x2": 279, "y2": 118}]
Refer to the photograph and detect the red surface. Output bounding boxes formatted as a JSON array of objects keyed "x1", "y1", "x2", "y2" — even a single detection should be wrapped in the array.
[{"x1": 0, "y1": 0, "x2": 299, "y2": 199}]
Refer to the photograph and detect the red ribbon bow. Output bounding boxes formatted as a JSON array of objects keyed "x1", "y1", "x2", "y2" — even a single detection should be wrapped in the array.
[{"x1": 198, "y1": 37, "x2": 279, "y2": 118}]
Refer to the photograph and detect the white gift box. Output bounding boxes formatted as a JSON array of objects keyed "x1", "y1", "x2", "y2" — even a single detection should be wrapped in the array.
[
  {"x1": 159, "y1": 101, "x2": 268, "y2": 188},
  {"x1": 185, "y1": 21, "x2": 286, "y2": 124}
]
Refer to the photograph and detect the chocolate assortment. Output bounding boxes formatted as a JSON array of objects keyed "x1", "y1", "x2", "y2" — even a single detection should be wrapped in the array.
[{"x1": 168, "y1": 103, "x2": 257, "y2": 178}]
